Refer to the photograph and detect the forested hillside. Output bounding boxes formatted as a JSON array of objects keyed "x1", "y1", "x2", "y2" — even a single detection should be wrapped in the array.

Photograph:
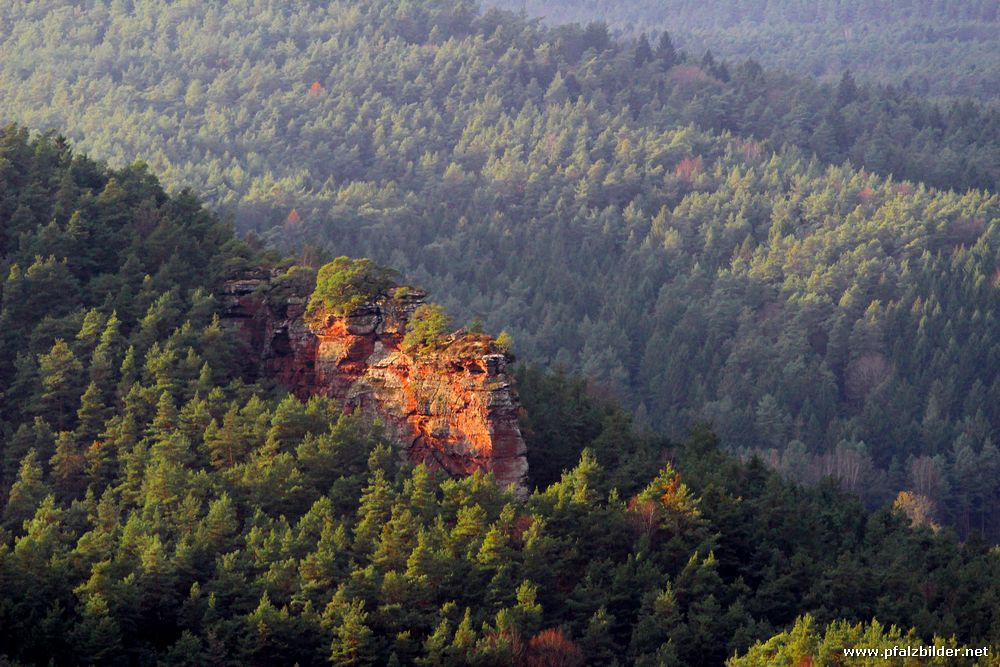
[
  {"x1": 484, "y1": 0, "x2": 1000, "y2": 100},
  {"x1": 2, "y1": 127, "x2": 1000, "y2": 664},
  {"x1": 4, "y1": 0, "x2": 1000, "y2": 539},
  {"x1": 3, "y1": 1, "x2": 999, "y2": 204}
]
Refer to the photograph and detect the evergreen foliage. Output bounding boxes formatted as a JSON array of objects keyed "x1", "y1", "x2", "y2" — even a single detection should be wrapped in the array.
[
  {"x1": 487, "y1": 0, "x2": 1000, "y2": 100},
  {"x1": 306, "y1": 256, "x2": 400, "y2": 321},
  {"x1": 2, "y1": 127, "x2": 999, "y2": 665},
  {"x1": 3, "y1": 2, "x2": 1000, "y2": 663},
  {"x1": 3, "y1": 3, "x2": 1000, "y2": 539},
  {"x1": 402, "y1": 304, "x2": 453, "y2": 351}
]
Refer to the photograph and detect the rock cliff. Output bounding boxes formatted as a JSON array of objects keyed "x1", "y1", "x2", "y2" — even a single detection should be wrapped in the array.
[{"x1": 220, "y1": 270, "x2": 529, "y2": 494}]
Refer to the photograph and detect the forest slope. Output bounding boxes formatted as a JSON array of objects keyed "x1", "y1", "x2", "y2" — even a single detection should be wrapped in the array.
[
  {"x1": 484, "y1": 0, "x2": 1000, "y2": 100},
  {"x1": 3, "y1": 1, "x2": 1000, "y2": 538},
  {"x1": 2, "y1": 127, "x2": 1000, "y2": 665}
]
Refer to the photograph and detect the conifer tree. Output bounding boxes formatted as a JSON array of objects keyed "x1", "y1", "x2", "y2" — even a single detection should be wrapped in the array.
[
  {"x1": 50, "y1": 431, "x2": 86, "y2": 500},
  {"x1": 37, "y1": 339, "x2": 84, "y2": 429},
  {"x1": 3, "y1": 450, "x2": 50, "y2": 530},
  {"x1": 77, "y1": 381, "x2": 110, "y2": 443},
  {"x1": 354, "y1": 469, "x2": 394, "y2": 556},
  {"x1": 329, "y1": 599, "x2": 375, "y2": 667}
]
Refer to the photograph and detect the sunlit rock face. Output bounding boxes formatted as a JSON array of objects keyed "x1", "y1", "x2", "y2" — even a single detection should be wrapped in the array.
[{"x1": 221, "y1": 272, "x2": 528, "y2": 495}]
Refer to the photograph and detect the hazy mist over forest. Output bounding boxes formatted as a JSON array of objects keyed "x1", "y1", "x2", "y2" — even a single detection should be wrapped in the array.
[
  {"x1": 2, "y1": 1, "x2": 1000, "y2": 664},
  {"x1": 484, "y1": 0, "x2": 1000, "y2": 99}
]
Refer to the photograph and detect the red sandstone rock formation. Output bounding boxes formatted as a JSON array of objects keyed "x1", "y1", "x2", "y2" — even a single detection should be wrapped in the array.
[{"x1": 221, "y1": 271, "x2": 528, "y2": 494}]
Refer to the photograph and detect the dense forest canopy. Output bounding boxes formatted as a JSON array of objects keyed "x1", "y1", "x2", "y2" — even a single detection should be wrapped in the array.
[
  {"x1": 483, "y1": 0, "x2": 1000, "y2": 100},
  {"x1": 3, "y1": 0, "x2": 1000, "y2": 540},
  {"x1": 2, "y1": 129, "x2": 1000, "y2": 664}
]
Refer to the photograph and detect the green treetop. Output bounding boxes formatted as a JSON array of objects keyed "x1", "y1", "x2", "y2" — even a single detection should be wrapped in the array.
[
  {"x1": 306, "y1": 257, "x2": 400, "y2": 322},
  {"x1": 402, "y1": 304, "x2": 453, "y2": 352}
]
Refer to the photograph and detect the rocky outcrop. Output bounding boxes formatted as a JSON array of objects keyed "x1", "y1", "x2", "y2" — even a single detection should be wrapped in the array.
[{"x1": 220, "y1": 271, "x2": 528, "y2": 494}]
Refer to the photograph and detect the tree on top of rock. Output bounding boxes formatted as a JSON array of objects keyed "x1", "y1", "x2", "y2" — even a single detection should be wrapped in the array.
[
  {"x1": 402, "y1": 304, "x2": 452, "y2": 352},
  {"x1": 306, "y1": 257, "x2": 400, "y2": 321}
]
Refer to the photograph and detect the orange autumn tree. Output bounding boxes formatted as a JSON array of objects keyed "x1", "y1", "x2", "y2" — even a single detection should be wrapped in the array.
[
  {"x1": 523, "y1": 629, "x2": 584, "y2": 667},
  {"x1": 627, "y1": 463, "x2": 699, "y2": 538}
]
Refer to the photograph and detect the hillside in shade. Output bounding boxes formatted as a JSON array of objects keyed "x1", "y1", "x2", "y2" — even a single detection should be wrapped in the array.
[
  {"x1": 484, "y1": 0, "x2": 1000, "y2": 100},
  {"x1": 3, "y1": 2, "x2": 1000, "y2": 662},
  {"x1": 2, "y1": 128, "x2": 1000, "y2": 665},
  {"x1": 2, "y1": 1, "x2": 1000, "y2": 539}
]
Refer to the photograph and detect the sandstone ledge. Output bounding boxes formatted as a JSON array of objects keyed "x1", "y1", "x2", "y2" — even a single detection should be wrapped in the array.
[{"x1": 220, "y1": 270, "x2": 529, "y2": 495}]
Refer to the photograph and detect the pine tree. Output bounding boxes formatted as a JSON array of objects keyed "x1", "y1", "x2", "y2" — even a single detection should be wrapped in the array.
[
  {"x1": 418, "y1": 617, "x2": 451, "y2": 667},
  {"x1": 191, "y1": 361, "x2": 213, "y2": 396},
  {"x1": 581, "y1": 607, "x2": 620, "y2": 666},
  {"x1": 634, "y1": 34, "x2": 653, "y2": 67},
  {"x1": 178, "y1": 395, "x2": 213, "y2": 453},
  {"x1": 3, "y1": 417, "x2": 54, "y2": 484},
  {"x1": 204, "y1": 405, "x2": 249, "y2": 469},
  {"x1": 405, "y1": 529, "x2": 439, "y2": 582},
  {"x1": 511, "y1": 580, "x2": 543, "y2": 637},
  {"x1": 37, "y1": 339, "x2": 84, "y2": 428},
  {"x1": 150, "y1": 390, "x2": 178, "y2": 439},
  {"x1": 194, "y1": 493, "x2": 239, "y2": 556},
  {"x1": 76, "y1": 381, "x2": 110, "y2": 443},
  {"x1": 373, "y1": 506, "x2": 419, "y2": 572},
  {"x1": 3, "y1": 450, "x2": 50, "y2": 530},
  {"x1": 72, "y1": 595, "x2": 124, "y2": 666},
  {"x1": 449, "y1": 608, "x2": 476, "y2": 664},
  {"x1": 266, "y1": 394, "x2": 311, "y2": 450},
  {"x1": 405, "y1": 464, "x2": 438, "y2": 521},
  {"x1": 629, "y1": 585, "x2": 680, "y2": 661},
  {"x1": 329, "y1": 600, "x2": 374, "y2": 667},
  {"x1": 117, "y1": 345, "x2": 138, "y2": 400},
  {"x1": 354, "y1": 469, "x2": 394, "y2": 556},
  {"x1": 50, "y1": 431, "x2": 86, "y2": 500},
  {"x1": 836, "y1": 70, "x2": 860, "y2": 107},
  {"x1": 75, "y1": 309, "x2": 106, "y2": 358},
  {"x1": 656, "y1": 31, "x2": 678, "y2": 68}
]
